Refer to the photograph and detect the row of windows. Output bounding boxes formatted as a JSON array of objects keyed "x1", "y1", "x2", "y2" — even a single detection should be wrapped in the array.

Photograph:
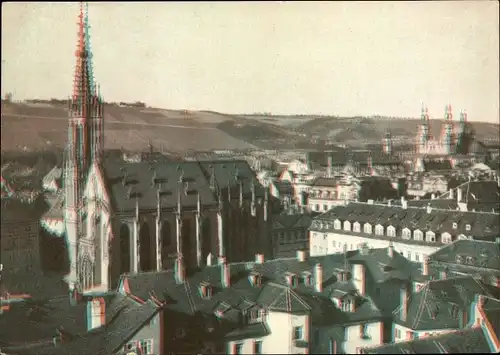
[
  {"x1": 273, "y1": 230, "x2": 306, "y2": 244},
  {"x1": 124, "y1": 339, "x2": 153, "y2": 354},
  {"x1": 309, "y1": 190, "x2": 357, "y2": 201},
  {"x1": 234, "y1": 340, "x2": 263, "y2": 355},
  {"x1": 313, "y1": 221, "x2": 471, "y2": 244},
  {"x1": 315, "y1": 240, "x2": 428, "y2": 263}
]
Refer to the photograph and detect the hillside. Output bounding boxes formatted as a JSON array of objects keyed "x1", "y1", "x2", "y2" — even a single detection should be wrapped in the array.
[
  {"x1": 295, "y1": 115, "x2": 500, "y2": 146},
  {"x1": 1, "y1": 101, "x2": 498, "y2": 153}
]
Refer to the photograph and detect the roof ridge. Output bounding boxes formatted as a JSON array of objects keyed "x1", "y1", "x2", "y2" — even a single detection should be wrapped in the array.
[{"x1": 412, "y1": 284, "x2": 429, "y2": 329}]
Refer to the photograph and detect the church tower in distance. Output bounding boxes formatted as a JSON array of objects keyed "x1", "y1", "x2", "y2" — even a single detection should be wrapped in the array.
[{"x1": 63, "y1": 2, "x2": 104, "y2": 291}]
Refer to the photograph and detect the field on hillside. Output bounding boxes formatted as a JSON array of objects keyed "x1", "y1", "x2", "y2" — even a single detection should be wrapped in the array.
[
  {"x1": 2, "y1": 101, "x2": 498, "y2": 154},
  {"x1": 1, "y1": 102, "x2": 257, "y2": 153},
  {"x1": 294, "y1": 116, "x2": 500, "y2": 144}
]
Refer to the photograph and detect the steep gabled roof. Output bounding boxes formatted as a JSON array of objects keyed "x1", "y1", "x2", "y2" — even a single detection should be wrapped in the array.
[
  {"x1": 361, "y1": 327, "x2": 491, "y2": 354},
  {"x1": 394, "y1": 276, "x2": 499, "y2": 331}
]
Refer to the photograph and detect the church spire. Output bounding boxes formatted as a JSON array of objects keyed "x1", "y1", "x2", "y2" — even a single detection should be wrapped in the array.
[
  {"x1": 68, "y1": 2, "x2": 104, "y2": 169},
  {"x1": 71, "y1": 2, "x2": 93, "y2": 117}
]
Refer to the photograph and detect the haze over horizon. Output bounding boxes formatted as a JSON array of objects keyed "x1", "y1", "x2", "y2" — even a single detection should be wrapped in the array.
[{"x1": 2, "y1": 2, "x2": 499, "y2": 123}]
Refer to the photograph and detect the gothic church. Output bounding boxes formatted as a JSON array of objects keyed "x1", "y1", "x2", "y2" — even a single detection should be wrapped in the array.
[{"x1": 41, "y1": 4, "x2": 271, "y2": 293}]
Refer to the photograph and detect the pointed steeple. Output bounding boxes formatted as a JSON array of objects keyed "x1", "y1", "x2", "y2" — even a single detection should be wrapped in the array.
[{"x1": 71, "y1": 2, "x2": 93, "y2": 117}]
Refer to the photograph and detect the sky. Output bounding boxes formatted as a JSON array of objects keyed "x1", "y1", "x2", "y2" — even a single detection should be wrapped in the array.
[{"x1": 2, "y1": 1, "x2": 499, "y2": 123}]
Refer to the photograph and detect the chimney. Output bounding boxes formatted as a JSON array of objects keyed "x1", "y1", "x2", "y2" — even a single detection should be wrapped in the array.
[
  {"x1": 400, "y1": 284, "x2": 410, "y2": 322},
  {"x1": 255, "y1": 253, "x2": 265, "y2": 264},
  {"x1": 297, "y1": 250, "x2": 307, "y2": 262},
  {"x1": 422, "y1": 257, "x2": 429, "y2": 276},
  {"x1": 353, "y1": 263, "x2": 366, "y2": 296},
  {"x1": 314, "y1": 263, "x2": 323, "y2": 293},
  {"x1": 449, "y1": 188, "x2": 454, "y2": 199},
  {"x1": 327, "y1": 156, "x2": 333, "y2": 178},
  {"x1": 426, "y1": 203, "x2": 432, "y2": 214},
  {"x1": 206, "y1": 253, "x2": 216, "y2": 266},
  {"x1": 401, "y1": 196, "x2": 407, "y2": 209},
  {"x1": 69, "y1": 287, "x2": 81, "y2": 307},
  {"x1": 175, "y1": 256, "x2": 185, "y2": 284},
  {"x1": 457, "y1": 187, "x2": 463, "y2": 203},
  {"x1": 87, "y1": 297, "x2": 106, "y2": 331},
  {"x1": 431, "y1": 193, "x2": 436, "y2": 200},
  {"x1": 388, "y1": 241, "x2": 394, "y2": 258},
  {"x1": 388, "y1": 199, "x2": 392, "y2": 206},
  {"x1": 221, "y1": 257, "x2": 230, "y2": 288}
]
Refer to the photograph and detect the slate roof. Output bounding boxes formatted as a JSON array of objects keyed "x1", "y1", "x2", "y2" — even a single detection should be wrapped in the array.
[
  {"x1": 272, "y1": 213, "x2": 313, "y2": 230},
  {"x1": 101, "y1": 158, "x2": 263, "y2": 213},
  {"x1": 122, "y1": 249, "x2": 391, "y2": 337},
  {"x1": 428, "y1": 240, "x2": 500, "y2": 277},
  {"x1": 0, "y1": 295, "x2": 88, "y2": 347},
  {"x1": 481, "y1": 296, "x2": 500, "y2": 340},
  {"x1": 361, "y1": 327, "x2": 492, "y2": 354},
  {"x1": 312, "y1": 177, "x2": 339, "y2": 187},
  {"x1": 461, "y1": 181, "x2": 500, "y2": 204},
  {"x1": 310, "y1": 202, "x2": 500, "y2": 242},
  {"x1": 4, "y1": 294, "x2": 161, "y2": 355},
  {"x1": 394, "y1": 276, "x2": 500, "y2": 331},
  {"x1": 392, "y1": 198, "x2": 460, "y2": 211}
]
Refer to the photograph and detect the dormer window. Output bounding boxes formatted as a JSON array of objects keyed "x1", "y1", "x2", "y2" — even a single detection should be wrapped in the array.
[
  {"x1": 337, "y1": 270, "x2": 349, "y2": 282},
  {"x1": 402, "y1": 228, "x2": 411, "y2": 240},
  {"x1": 425, "y1": 231, "x2": 436, "y2": 243},
  {"x1": 465, "y1": 224, "x2": 471, "y2": 231},
  {"x1": 285, "y1": 272, "x2": 299, "y2": 288},
  {"x1": 363, "y1": 224, "x2": 372, "y2": 234},
  {"x1": 248, "y1": 307, "x2": 266, "y2": 324},
  {"x1": 441, "y1": 232, "x2": 452, "y2": 244},
  {"x1": 353, "y1": 222, "x2": 361, "y2": 233},
  {"x1": 375, "y1": 225, "x2": 384, "y2": 236},
  {"x1": 387, "y1": 226, "x2": 396, "y2": 237},
  {"x1": 456, "y1": 255, "x2": 463, "y2": 264},
  {"x1": 214, "y1": 302, "x2": 231, "y2": 318},
  {"x1": 303, "y1": 272, "x2": 313, "y2": 287},
  {"x1": 458, "y1": 234, "x2": 467, "y2": 240},
  {"x1": 341, "y1": 297, "x2": 355, "y2": 312},
  {"x1": 413, "y1": 230, "x2": 424, "y2": 241},
  {"x1": 452, "y1": 222, "x2": 458, "y2": 229},
  {"x1": 466, "y1": 256, "x2": 475, "y2": 265},
  {"x1": 334, "y1": 220, "x2": 341, "y2": 230},
  {"x1": 249, "y1": 271, "x2": 262, "y2": 287},
  {"x1": 344, "y1": 221, "x2": 351, "y2": 231},
  {"x1": 200, "y1": 282, "x2": 213, "y2": 299}
]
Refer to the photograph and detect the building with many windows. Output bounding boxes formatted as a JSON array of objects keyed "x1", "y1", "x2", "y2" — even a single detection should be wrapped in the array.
[
  {"x1": 115, "y1": 248, "x2": 413, "y2": 354},
  {"x1": 309, "y1": 200, "x2": 500, "y2": 262},
  {"x1": 271, "y1": 212, "x2": 314, "y2": 258}
]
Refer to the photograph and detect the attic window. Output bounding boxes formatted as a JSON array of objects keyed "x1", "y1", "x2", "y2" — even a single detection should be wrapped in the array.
[
  {"x1": 465, "y1": 224, "x2": 471, "y2": 231},
  {"x1": 466, "y1": 256, "x2": 475, "y2": 265},
  {"x1": 452, "y1": 222, "x2": 458, "y2": 229},
  {"x1": 249, "y1": 271, "x2": 262, "y2": 287},
  {"x1": 285, "y1": 272, "x2": 299, "y2": 288},
  {"x1": 200, "y1": 282, "x2": 212, "y2": 299},
  {"x1": 456, "y1": 255, "x2": 463, "y2": 264},
  {"x1": 214, "y1": 302, "x2": 230, "y2": 318},
  {"x1": 303, "y1": 272, "x2": 312, "y2": 286}
]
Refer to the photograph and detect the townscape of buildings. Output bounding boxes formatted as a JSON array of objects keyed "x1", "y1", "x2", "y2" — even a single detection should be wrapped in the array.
[{"x1": 1, "y1": 4, "x2": 499, "y2": 355}]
